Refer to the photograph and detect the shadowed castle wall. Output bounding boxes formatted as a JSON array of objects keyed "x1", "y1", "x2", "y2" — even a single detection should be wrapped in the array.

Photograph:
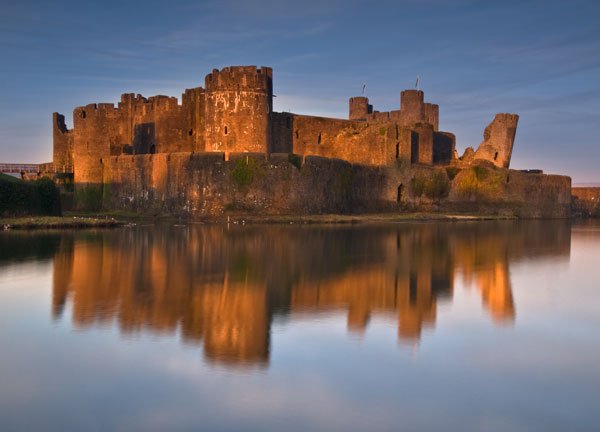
[{"x1": 94, "y1": 152, "x2": 571, "y2": 218}]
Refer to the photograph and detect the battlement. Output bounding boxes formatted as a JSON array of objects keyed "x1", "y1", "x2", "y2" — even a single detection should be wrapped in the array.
[
  {"x1": 205, "y1": 66, "x2": 273, "y2": 93},
  {"x1": 182, "y1": 87, "x2": 205, "y2": 105},
  {"x1": 73, "y1": 104, "x2": 118, "y2": 121},
  {"x1": 349, "y1": 97, "x2": 373, "y2": 121}
]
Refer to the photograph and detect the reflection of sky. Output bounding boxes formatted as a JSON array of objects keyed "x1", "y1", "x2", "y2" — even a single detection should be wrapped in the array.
[
  {"x1": 0, "y1": 225, "x2": 599, "y2": 431},
  {"x1": 1, "y1": 0, "x2": 599, "y2": 182}
]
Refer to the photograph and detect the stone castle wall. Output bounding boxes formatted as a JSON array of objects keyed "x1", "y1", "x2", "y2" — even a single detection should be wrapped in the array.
[
  {"x1": 46, "y1": 64, "x2": 570, "y2": 217},
  {"x1": 93, "y1": 152, "x2": 571, "y2": 218},
  {"x1": 571, "y1": 187, "x2": 600, "y2": 217},
  {"x1": 101, "y1": 152, "x2": 354, "y2": 215}
]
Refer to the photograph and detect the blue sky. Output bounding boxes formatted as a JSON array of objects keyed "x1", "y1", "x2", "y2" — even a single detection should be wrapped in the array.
[{"x1": 1, "y1": 0, "x2": 598, "y2": 182}]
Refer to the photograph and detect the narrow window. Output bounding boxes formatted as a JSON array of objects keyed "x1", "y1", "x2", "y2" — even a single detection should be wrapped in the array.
[
  {"x1": 150, "y1": 145, "x2": 156, "y2": 154},
  {"x1": 397, "y1": 184, "x2": 403, "y2": 203},
  {"x1": 188, "y1": 129, "x2": 193, "y2": 136},
  {"x1": 494, "y1": 151, "x2": 499, "y2": 161},
  {"x1": 317, "y1": 132, "x2": 322, "y2": 145},
  {"x1": 295, "y1": 130, "x2": 299, "y2": 139},
  {"x1": 224, "y1": 126, "x2": 228, "y2": 136},
  {"x1": 81, "y1": 111, "x2": 86, "y2": 119},
  {"x1": 395, "y1": 143, "x2": 399, "y2": 159}
]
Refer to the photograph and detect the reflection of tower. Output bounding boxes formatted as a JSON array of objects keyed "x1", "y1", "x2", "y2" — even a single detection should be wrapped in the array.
[
  {"x1": 476, "y1": 262, "x2": 515, "y2": 323},
  {"x1": 51, "y1": 238, "x2": 74, "y2": 319},
  {"x1": 396, "y1": 271, "x2": 436, "y2": 341},
  {"x1": 50, "y1": 227, "x2": 272, "y2": 368},
  {"x1": 200, "y1": 276, "x2": 269, "y2": 366}
]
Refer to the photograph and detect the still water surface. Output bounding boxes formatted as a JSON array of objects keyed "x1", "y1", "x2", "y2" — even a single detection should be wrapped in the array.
[{"x1": 0, "y1": 221, "x2": 599, "y2": 431}]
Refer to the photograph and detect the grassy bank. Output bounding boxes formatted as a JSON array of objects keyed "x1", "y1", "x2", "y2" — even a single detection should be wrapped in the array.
[
  {"x1": 208, "y1": 212, "x2": 518, "y2": 225},
  {"x1": 1, "y1": 216, "x2": 122, "y2": 230}
]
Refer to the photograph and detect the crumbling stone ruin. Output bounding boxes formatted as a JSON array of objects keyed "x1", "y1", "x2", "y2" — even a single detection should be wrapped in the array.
[{"x1": 47, "y1": 65, "x2": 571, "y2": 217}]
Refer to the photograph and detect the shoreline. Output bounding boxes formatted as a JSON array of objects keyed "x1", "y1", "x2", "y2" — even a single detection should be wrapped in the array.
[
  {"x1": 1, "y1": 216, "x2": 122, "y2": 230},
  {"x1": 3, "y1": 211, "x2": 584, "y2": 231}
]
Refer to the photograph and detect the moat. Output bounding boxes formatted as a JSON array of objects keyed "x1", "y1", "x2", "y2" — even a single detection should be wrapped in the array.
[{"x1": 1, "y1": 220, "x2": 599, "y2": 431}]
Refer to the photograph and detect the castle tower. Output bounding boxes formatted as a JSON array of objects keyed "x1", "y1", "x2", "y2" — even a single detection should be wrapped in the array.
[
  {"x1": 52, "y1": 112, "x2": 73, "y2": 173},
  {"x1": 349, "y1": 96, "x2": 372, "y2": 121},
  {"x1": 400, "y1": 90, "x2": 425, "y2": 125},
  {"x1": 72, "y1": 103, "x2": 119, "y2": 187},
  {"x1": 203, "y1": 66, "x2": 273, "y2": 154}
]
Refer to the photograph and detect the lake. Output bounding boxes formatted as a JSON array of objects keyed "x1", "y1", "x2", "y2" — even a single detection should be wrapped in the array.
[{"x1": 0, "y1": 220, "x2": 598, "y2": 431}]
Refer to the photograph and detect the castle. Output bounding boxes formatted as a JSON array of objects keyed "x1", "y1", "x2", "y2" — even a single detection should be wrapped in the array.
[{"x1": 49, "y1": 65, "x2": 571, "y2": 217}]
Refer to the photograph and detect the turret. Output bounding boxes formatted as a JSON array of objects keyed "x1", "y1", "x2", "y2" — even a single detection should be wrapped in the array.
[
  {"x1": 400, "y1": 90, "x2": 424, "y2": 125},
  {"x1": 52, "y1": 112, "x2": 73, "y2": 173},
  {"x1": 203, "y1": 66, "x2": 273, "y2": 154},
  {"x1": 349, "y1": 96, "x2": 372, "y2": 121}
]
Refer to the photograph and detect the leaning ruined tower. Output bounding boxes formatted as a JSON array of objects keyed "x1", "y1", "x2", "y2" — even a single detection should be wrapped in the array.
[{"x1": 203, "y1": 66, "x2": 273, "y2": 154}]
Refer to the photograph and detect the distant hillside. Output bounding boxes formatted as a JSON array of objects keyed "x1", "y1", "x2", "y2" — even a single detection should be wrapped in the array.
[{"x1": 0, "y1": 174, "x2": 61, "y2": 217}]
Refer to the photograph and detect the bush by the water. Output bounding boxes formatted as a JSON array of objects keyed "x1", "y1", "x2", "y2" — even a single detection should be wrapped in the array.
[{"x1": 0, "y1": 174, "x2": 61, "y2": 216}]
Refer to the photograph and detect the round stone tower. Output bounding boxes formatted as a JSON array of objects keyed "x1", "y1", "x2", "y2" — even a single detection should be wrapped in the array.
[{"x1": 204, "y1": 66, "x2": 273, "y2": 154}]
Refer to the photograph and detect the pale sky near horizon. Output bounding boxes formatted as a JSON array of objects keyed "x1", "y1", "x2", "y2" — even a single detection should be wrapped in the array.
[{"x1": 0, "y1": 0, "x2": 598, "y2": 182}]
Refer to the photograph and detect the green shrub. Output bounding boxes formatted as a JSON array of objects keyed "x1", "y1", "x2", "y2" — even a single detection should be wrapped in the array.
[
  {"x1": 424, "y1": 171, "x2": 450, "y2": 199},
  {"x1": 453, "y1": 167, "x2": 504, "y2": 201},
  {"x1": 288, "y1": 154, "x2": 303, "y2": 170},
  {"x1": 473, "y1": 165, "x2": 489, "y2": 181},
  {"x1": 446, "y1": 167, "x2": 461, "y2": 181},
  {"x1": 75, "y1": 186, "x2": 103, "y2": 211},
  {"x1": 230, "y1": 157, "x2": 264, "y2": 189},
  {"x1": 0, "y1": 174, "x2": 61, "y2": 216},
  {"x1": 33, "y1": 178, "x2": 61, "y2": 215},
  {"x1": 410, "y1": 176, "x2": 426, "y2": 197},
  {"x1": 410, "y1": 171, "x2": 450, "y2": 200}
]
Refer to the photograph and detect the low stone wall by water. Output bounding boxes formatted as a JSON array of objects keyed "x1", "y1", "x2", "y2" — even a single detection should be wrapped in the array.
[
  {"x1": 75, "y1": 152, "x2": 572, "y2": 218},
  {"x1": 572, "y1": 187, "x2": 600, "y2": 217}
]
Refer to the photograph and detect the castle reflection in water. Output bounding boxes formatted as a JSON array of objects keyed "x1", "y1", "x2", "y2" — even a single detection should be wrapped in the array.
[{"x1": 40, "y1": 222, "x2": 570, "y2": 367}]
